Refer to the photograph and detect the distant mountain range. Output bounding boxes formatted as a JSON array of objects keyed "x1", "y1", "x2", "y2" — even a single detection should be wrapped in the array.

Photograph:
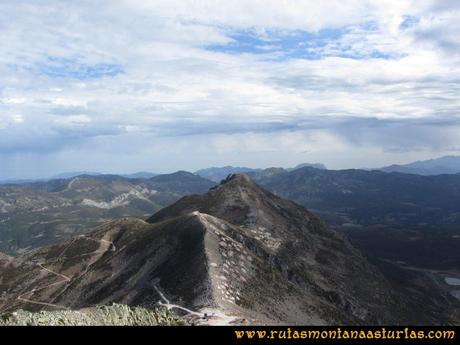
[
  {"x1": 3, "y1": 164, "x2": 460, "y2": 254},
  {"x1": 378, "y1": 155, "x2": 460, "y2": 175},
  {"x1": 0, "y1": 171, "x2": 158, "y2": 185},
  {"x1": 194, "y1": 166, "x2": 258, "y2": 182},
  {"x1": 251, "y1": 167, "x2": 460, "y2": 227},
  {"x1": 194, "y1": 162, "x2": 326, "y2": 182},
  {"x1": 51, "y1": 171, "x2": 102, "y2": 179},
  {"x1": 0, "y1": 171, "x2": 213, "y2": 253},
  {"x1": 121, "y1": 171, "x2": 158, "y2": 179},
  {"x1": 287, "y1": 162, "x2": 327, "y2": 171},
  {"x1": 3, "y1": 155, "x2": 460, "y2": 185},
  {"x1": 2, "y1": 174, "x2": 457, "y2": 324}
]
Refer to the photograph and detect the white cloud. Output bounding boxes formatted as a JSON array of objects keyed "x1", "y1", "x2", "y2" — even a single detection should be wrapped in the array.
[
  {"x1": 121, "y1": 0, "x2": 371, "y2": 31},
  {"x1": 0, "y1": 0, "x2": 459, "y2": 178}
]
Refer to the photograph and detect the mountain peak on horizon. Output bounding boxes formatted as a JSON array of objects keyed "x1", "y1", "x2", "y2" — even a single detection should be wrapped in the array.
[{"x1": 379, "y1": 155, "x2": 460, "y2": 175}]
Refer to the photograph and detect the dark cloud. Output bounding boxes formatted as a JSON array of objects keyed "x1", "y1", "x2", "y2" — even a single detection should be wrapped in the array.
[
  {"x1": 323, "y1": 116, "x2": 460, "y2": 152},
  {"x1": 0, "y1": 123, "x2": 124, "y2": 154}
]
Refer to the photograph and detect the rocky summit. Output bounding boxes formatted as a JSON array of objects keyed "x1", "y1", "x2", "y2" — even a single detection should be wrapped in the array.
[{"x1": 0, "y1": 174, "x2": 458, "y2": 325}]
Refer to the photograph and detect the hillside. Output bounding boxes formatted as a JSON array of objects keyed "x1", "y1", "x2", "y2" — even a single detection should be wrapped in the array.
[
  {"x1": 0, "y1": 172, "x2": 214, "y2": 253},
  {"x1": 250, "y1": 167, "x2": 460, "y2": 227},
  {"x1": 1, "y1": 174, "x2": 458, "y2": 324}
]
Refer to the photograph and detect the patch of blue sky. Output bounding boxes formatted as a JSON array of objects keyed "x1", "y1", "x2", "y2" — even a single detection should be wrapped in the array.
[
  {"x1": 359, "y1": 21, "x2": 379, "y2": 31},
  {"x1": 337, "y1": 50, "x2": 397, "y2": 60},
  {"x1": 207, "y1": 22, "x2": 396, "y2": 61},
  {"x1": 400, "y1": 15, "x2": 419, "y2": 30},
  {"x1": 38, "y1": 57, "x2": 123, "y2": 80},
  {"x1": 207, "y1": 28, "x2": 344, "y2": 59}
]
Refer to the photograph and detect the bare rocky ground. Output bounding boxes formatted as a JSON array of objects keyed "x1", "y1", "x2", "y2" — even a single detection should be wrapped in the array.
[{"x1": 0, "y1": 303, "x2": 189, "y2": 326}]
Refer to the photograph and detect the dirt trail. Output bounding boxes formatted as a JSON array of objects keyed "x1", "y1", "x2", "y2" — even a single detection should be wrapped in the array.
[
  {"x1": 153, "y1": 282, "x2": 239, "y2": 325},
  {"x1": 153, "y1": 283, "x2": 203, "y2": 317},
  {"x1": 15, "y1": 235, "x2": 115, "y2": 310}
]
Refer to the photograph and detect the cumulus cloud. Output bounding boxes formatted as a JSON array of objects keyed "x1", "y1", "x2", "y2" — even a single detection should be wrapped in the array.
[{"x1": 0, "y1": 0, "x2": 459, "y2": 178}]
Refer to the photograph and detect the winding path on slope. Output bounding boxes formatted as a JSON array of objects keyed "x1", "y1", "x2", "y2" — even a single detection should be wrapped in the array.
[
  {"x1": 152, "y1": 283, "x2": 203, "y2": 317},
  {"x1": 4, "y1": 232, "x2": 238, "y2": 324},
  {"x1": 152, "y1": 282, "x2": 239, "y2": 325},
  {"x1": 15, "y1": 235, "x2": 116, "y2": 310}
]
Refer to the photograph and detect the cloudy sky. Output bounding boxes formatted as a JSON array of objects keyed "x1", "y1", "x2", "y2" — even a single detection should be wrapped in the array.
[{"x1": 1, "y1": 0, "x2": 459, "y2": 179}]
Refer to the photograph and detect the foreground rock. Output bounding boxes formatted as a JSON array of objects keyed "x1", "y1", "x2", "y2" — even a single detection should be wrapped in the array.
[{"x1": 0, "y1": 303, "x2": 188, "y2": 326}]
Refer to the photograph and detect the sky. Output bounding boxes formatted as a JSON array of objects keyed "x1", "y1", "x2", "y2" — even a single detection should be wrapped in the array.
[{"x1": 1, "y1": 0, "x2": 460, "y2": 179}]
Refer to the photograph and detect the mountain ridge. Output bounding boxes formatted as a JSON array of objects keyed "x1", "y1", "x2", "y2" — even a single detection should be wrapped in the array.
[
  {"x1": 250, "y1": 166, "x2": 460, "y2": 227},
  {"x1": 0, "y1": 172, "x2": 215, "y2": 253},
  {"x1": 194, "y1": 163, "x2": 326, "y2": 182},
  {"x1": 1, "y1": 174, "x2": 459, "y2": 324},
  {"x1": 378, "y1": 155, "x2": 460, "y2": 175}
]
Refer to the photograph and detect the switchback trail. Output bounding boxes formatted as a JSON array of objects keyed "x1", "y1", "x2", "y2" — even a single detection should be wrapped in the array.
[{"x1": 14, "y1": 235, "x2": 116, "y2": 310}]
